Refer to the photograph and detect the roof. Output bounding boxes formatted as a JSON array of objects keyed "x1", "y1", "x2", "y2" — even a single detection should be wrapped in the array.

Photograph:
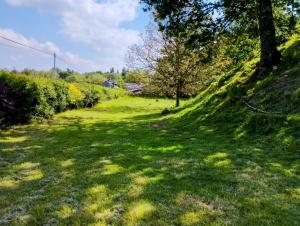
[
  {"x1": 125, "y1": 83, "x2": 142, "y2": 92},
  {"x1": 102, "y1": 79, "x2": 118, "y2": 88}
]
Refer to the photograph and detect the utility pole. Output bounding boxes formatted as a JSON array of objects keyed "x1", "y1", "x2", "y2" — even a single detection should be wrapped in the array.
[{"x1": 53, "y1": 52, "x2": 56, "y2": 73}]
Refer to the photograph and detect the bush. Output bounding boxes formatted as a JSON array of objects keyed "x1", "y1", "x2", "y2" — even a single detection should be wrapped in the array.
[
  {"x1": 68, "y1": 84, "x2": 84, "y2": 108},
  {"x1": 0, "y1": 71, "x2": 124, "y2": 128},
  {"x1": 77, "y1": 83, "x2": 101, "y2": 107},
  {"x1": 0, "y1": 72, "x2": 38, "y2": 126}
]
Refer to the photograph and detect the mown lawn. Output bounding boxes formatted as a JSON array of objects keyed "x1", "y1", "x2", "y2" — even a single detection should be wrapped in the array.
[{"x1": 0, "y1": 97, "x2": 299, "y2": 225}]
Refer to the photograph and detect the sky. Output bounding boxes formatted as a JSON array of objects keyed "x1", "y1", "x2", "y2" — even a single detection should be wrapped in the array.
[{"x1": 0, "y1": 0, "x2": 151, "y2": 72}]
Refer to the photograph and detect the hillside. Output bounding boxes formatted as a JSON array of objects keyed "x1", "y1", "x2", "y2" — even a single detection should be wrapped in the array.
[{"x1": 171, "y1": 32, "x2": 300, "y2": 151}]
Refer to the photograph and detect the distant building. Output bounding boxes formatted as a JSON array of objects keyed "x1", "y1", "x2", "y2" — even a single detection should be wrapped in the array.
[
  {"x1": 102, "y1": 78, "x2": 118, "y2": 88},
  {"x1": 125, "y1": 83, "x2": 143, "y2": 93}
]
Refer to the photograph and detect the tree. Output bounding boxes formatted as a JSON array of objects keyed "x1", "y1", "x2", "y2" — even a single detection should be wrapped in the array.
[
  {"x1": 126, "y1": 23, "x2": 165, "y2": 72},
  {"x1": 121, "y1": 67, "x2": 127, "y2": 80},
  {"x1": 124, "y1": 70, "x2": 149, "y2": 84},
  {"x1": 154, "y1": 40, "x2": 201, "y2": 107},
  {"x1": 141, "y1": 0, "x2": 298, "y2": 69},
  {"x1": 58, "y1": 68, "x2": 74, "y2": 80},
  {"x1": 127, "y1": 23, "x2": 201, "y2": 107}
]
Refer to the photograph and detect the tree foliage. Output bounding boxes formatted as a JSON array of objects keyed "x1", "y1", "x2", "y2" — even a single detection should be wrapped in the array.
[
  {"x1": 124, "y1": 70, "x2": 149, "y2": 84},
  {"x1": 127, "y1": 23, "x2": 202, "y2": 106},
  {"x1": 141, "y1": 0, "x2": 299, "y2": 69},
  {"x1": 154, "y1": 40, "x2": 201, "y2": 106}
]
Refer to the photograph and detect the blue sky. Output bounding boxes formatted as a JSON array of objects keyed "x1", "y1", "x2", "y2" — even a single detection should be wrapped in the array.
[{"x1": 0, "y1": 0, "x2": 151, "y2": 72}]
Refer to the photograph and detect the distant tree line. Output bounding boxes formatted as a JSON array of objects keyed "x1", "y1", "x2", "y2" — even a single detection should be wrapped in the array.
[{"x1": 3, "y1": 67, "x2": 152, "y2": 88}]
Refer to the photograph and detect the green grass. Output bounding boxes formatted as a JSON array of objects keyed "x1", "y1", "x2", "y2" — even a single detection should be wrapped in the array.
[
  {"x1": 170, "y1": 32, "x2": 300, "y2": 148},
  {"x1": 0, "y1": 97, "x2": 299, "y2": 225}
]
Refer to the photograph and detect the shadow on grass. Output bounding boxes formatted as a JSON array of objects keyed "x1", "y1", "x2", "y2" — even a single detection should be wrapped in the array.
[{"x1": 0, "y1": 107, "x2": 299, "y2": 225}]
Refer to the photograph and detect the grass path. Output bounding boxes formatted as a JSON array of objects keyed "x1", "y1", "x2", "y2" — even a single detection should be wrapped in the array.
[{"x1": 0, "y1": 97, "x2": 299, "y2": 225}]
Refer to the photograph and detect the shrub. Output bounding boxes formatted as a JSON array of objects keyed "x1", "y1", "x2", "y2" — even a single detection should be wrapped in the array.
[
  {"x1": 0, "y1": 72, "x2": 37, "y2": 126},
  {"x1": 33, "y1": 78, "x2": 57, "y2": 119},
  {"x1": 0, "y1": 71, "x2": 125, "y2": 127},
  {"x1": 53, "y1": 81, "x2": 70, "y2": 112},
  {"x1": 68, "y1": 84, "x2": 84, "y2": 108},
  {"x1": 78, "y1": 83, "x2": 101, "y2": 107}
]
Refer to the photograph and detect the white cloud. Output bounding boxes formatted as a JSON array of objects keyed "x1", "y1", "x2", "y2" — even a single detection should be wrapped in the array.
[
  {"x1": 6, "y1": 0, "x2": 141, "y2": 70},
  {"x1": 0, "y1": 28, "x2": 97, "y2": 72}
]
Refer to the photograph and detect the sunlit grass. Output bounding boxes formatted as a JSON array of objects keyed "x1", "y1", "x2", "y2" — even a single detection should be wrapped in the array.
[
  {"x1": 126, "y1": 200, "x2": 156, "y2": 225},
  {"x1": 0, "y1": 177, "x2": 19, "y2": 189},
  {"x1": 0, "y1": 97, "x2": 299, "y2": 225}
]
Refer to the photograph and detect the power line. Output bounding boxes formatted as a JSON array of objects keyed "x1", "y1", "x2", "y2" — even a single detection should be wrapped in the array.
[
  {"x1": 0, "y1": 34, "x2": 81, "y2": 72},
  {"x1": 0, "y1": 34, "x2": 53, "y2": 56},
  {"x1": 0, "y1": 40, "x2": 27, "y2": 50}
]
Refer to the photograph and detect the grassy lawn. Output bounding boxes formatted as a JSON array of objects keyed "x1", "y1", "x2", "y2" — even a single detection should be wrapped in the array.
[{"x1": 0, "y1": 97, "x2": 299, "y2": 225}]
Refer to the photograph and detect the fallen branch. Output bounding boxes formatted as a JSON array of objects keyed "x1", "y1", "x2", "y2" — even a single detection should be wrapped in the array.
[{"x1": 242, "y1": 100, "x2": 282, "y2": 115}]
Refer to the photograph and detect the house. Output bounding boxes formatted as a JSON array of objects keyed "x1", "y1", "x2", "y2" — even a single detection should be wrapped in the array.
[
  {"x1": 102, "y1": 78, "x2": 118, "y2": 88},
  {"x1": 125, "y1": 83, "x2": 143, "y2": 94}
]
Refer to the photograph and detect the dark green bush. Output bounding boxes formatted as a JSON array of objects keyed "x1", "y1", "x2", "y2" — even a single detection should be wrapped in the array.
[
  {"x1": 53, "y1": 82, "x2": 66, "y2": 112},
  {"x1": 0, "y1": 72, "x2": 38, "y2": 126}
]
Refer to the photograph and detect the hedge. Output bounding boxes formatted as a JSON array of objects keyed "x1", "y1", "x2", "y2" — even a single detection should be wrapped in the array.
[{"x1": 0, "y1": 71, "x2": 125, "y2": 127}]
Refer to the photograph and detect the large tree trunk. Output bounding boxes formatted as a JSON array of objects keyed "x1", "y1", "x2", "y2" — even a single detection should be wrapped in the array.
[{"x1": 256, "y1": 0, "x2": 281, "y2": 67}]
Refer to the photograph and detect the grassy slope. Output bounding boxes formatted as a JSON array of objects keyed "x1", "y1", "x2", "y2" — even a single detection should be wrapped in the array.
[
  {"x1": 172, "y1": 32, "x2": 300, "y2": 149},
  {"x1": 0, "y1": 96, "x2": 299, "y2": 225}
]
